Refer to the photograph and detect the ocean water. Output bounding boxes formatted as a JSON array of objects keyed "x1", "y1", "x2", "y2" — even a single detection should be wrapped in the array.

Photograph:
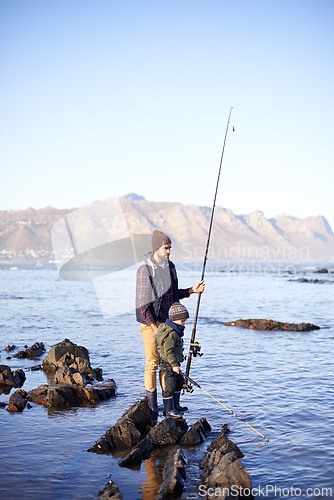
[{"x1": 0, "y1": 262, "x2": 333, "y2": 500}]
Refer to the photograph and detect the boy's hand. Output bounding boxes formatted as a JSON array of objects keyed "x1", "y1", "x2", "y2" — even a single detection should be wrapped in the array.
[{"x1": 173, "y1": 366, "x2": 180, "y2": 374}]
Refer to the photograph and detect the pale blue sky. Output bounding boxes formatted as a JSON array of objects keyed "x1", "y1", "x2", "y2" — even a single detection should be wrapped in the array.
[{"x1": 1, "y1": 0, "x2": 333, "y2": 229}]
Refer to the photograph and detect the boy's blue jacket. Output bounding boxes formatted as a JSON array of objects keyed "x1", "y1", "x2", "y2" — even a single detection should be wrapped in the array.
[{"x1": 154, "y1": 322, "x2": 184, "y2": 367}]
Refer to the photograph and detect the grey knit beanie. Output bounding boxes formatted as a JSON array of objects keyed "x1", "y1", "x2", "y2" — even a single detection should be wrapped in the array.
[
  {"x1": 168, "y1": 302, "x2": 189, "y2": 321},
  {"x1": 152, "y1": 230, "x2": 172, "y2": 252}
]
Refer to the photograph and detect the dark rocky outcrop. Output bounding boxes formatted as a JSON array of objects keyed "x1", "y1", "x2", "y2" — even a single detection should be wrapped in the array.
[
  {"x1": 0, "y1": 365, "x2": 26, "y2": 388},
  {"x1": 225, "y1": 319, "x2": 320, "y2": 332},
  {"x1": 6, "y1": 389, "x2": 28, "y2": 412},
  {"x1": 28, "y1": 380, "x2": 116, "y2": 408},
  {"x1": 157, "y1": 446, "x2": 187, "y2": 500},
  {"x1": 291, "y1": 278, "x2": 328, "y2": 284},
  {"x1": 179, "y1": 418, "x2": 211, "y2": 445},
  {"x1": 42, "y1": 338, "x2": 102, "y2": 382},
  {"x1": 14, "y1": 342, "x2": 46, "y2": 359},
  {"x1": 97, "y1": 480, "x2": 123, "y2": 499},
  {"x1": 52, "y1": 365, "x2": 87, "y2": 386},
  {"x1": 316, "y1": 268, "x2": 328, "y2": 273},
  {"x1": 118, "y1": 418, "x2": 188, "y2": 467},
  {"x1": 88, "y1": 398, "x2": 151, "y2": 454},
  {"x1": 4, "y1": 345, "x2": 16, "y2": 352},
  {"x1": 200, "y1": 426, "x2": 253, "y2": 499},
  {"x1": 23, "y1": 339, "x2": 115, "y2": 409}
]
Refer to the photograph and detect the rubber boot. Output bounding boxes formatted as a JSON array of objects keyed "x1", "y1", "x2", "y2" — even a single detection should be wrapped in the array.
[
  {"x1": 173, "y1": 391, "x2": 188, "y2": 412},
  {"x1": 163, "y1": 396, "x2": 183, "y2": 418},
  {"x1": 146, "y1": 390, "x2": 158, "y2": 424}
]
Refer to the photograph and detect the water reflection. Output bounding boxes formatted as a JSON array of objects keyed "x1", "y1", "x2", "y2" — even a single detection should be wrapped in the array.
[{"x1": 139, "y1": 449, "x2": 167, "y2": 500}]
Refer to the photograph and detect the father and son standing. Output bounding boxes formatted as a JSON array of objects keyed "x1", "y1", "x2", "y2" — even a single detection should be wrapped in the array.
[{"x1": 136, "y1": 230, "x2": 205, "y2": 422}]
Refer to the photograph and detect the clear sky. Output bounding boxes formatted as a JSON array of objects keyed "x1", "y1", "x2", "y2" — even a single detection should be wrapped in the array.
[{"x1": 1, "y1": 0, "x2": 333, "y2": 229}]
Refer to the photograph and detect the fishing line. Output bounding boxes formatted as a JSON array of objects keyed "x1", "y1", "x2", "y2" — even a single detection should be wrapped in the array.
[{"x1": 181, "y1": 371, "x2": 270, "y2": 442}]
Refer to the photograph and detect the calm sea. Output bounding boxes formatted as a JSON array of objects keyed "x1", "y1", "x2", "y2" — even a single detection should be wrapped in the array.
[{"x1": 0, "y1": 262, "x2": 333, "y2": 500}]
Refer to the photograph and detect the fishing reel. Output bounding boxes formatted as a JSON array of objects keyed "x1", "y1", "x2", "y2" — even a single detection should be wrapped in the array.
[
  {"x1": 182, "y1": 382, "x2": 194, "y2": 394},
  {"x1": 190, "y1": 341, "x2": 203, "y2": 358}
]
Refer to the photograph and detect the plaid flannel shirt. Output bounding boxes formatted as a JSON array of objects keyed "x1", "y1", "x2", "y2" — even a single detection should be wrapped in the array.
[{"x1": 136, "y1": 257, "x2": 190, "y2": 325}]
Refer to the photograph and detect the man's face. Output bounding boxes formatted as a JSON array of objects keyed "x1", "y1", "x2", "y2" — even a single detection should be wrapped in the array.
[{"x1": 156, "y1": 243, "x2": 171, "y2": 261}]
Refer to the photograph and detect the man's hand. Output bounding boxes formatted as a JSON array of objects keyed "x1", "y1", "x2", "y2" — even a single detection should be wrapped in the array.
[
  {"x1": 190, "y1": 279, "x2": 205, "y2": 294},
  {"x1": 150, "y1": 323, "x2": 158, "y2": 334},
  {"x1": 173, "y1": 366, "x2": 180, "y2": 374}
]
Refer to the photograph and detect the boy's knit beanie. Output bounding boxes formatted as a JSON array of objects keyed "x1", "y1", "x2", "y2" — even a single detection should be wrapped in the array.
[
  {"x1": 168, "y1": 302, "x2": 189, "y2": 321},
  {"x1": 152, "y1": 230, "x2": 172, "y2": 252}
]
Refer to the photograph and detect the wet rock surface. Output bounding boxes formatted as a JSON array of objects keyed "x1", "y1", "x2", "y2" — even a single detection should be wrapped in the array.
[
  {"x1": 5, "y1": 345, "x2": 16, "y2": 352},
  {"x1": 88, "y1": 398, "x2": 151, "y2": 454},
  {"x1": 290, "y1": 278, "x2": 329, "y2": 284},
  {"x1": 0, "y1": 365, "x2": 26, "y2": 388},
  {"x1": 97, "y1": 479, "x2": 123, "y2": 499},
  {"x1": 6, "y1": 389, "x2": 28, "y2": 412},
  {"x1": 179, "y1": 417, "x2": 211, "y2": 445},
  {"x1": 118, "y1": 417, "x2": 188, "y2": 467},
  {"x1": 42, "y1": 338, "x2": 102, "y2": 382},
  {"x1": 14, "y1": 342, "x2": 46, "y2": 359},
  {"x1": 225, "y1": 318, "x2": 320, "y2": 331},
  {"x1": 200, "y1": 426, "x2": 253, "y2": 499},
  {"x1": 0, "y1": 340, "x2": 116, "y2": 410},
  {"x1": 28, "y1": 379, "x2": 116, "y2": 408},
  {"x1": 88, "y1": 398, "x2": 254, "y2": 499},
  {"x1": 157, "y1": 446, "x2": 187, "y2": 500}
]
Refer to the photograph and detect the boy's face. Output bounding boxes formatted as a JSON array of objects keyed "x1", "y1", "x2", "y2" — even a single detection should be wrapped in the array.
[{"x1": 174, "y1": 318, "x2": 187, "y2": 326}]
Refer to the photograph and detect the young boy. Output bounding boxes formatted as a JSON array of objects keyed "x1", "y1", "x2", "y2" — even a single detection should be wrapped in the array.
[{"x1": 154, "y1": 302, "x2": 189, "y2": 418}]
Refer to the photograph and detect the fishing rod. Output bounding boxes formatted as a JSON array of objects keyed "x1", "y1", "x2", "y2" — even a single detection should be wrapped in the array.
[
  {"x1": 181, "y1": 371, "x2": 269, "y2": 442},
  {"x1": 185, "y1": 106, "x2": 233, "y2": 381}
]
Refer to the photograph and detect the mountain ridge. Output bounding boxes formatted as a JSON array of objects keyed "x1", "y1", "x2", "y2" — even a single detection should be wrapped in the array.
[{"x1": 0, "y1": 194, "x2": 333, "y2": 262}]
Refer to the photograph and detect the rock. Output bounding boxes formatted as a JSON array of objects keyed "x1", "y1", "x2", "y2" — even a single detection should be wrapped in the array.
[
  {"x1": 97, "y1": 480, "x2": 123, "y2": 499},
  {"x1": 26, "y1": 342, "x2": 46, "y2": 357},
  {"x1": 200, "y1": 427, "x2": 252, "y2": 499},
  {"x1": 4, "y1": 345, "x2": 16, "y2": 352},
  {"x1": 225, "y1": 319, "x2": 320, "y2": 332},
  {"x1": 145, "y1": 417, "x2": 188, "y2": 446},
  {"x1": 15, "y1": 342, "x2": 46, "y2": 359},
  {"x1": 12, "y1": 369, "x2": 26, "y2": 387},
  {"x1": 27, "y1": 365, "x2": 42, "y2": 371},
  {"x1": 157, "y1": 446, "x2": 187, "y2": 499},
  {"x1": 47, "y1": 384, "x2": 87, "y2": 407},
  {"x1": 53, "y1": 365, "x2": 87, "y2": 386},
  {"x1": 88, "y1": 398, "x2": 151, "y2": 454},
  {"x1": 0, "y1": 365, "x2": 26, "y2": 388},
  {"x1": 292, "y1": 278, "x2": 324, "y2": 284},
  {"x1": 118, "y1": 438, "x2": 154, "y2": 467},
  {"x1": 316, "y1": 268, "x2": 328, "y2": 273},
  {"x1": 0, "y1": 365, "x2": 15, "y2": 386},
  {"x1": 42, "y1": 338, "x2": 88, "y2": 370},
  {"x1": 6, "y1": 389, "x2": 28, "y2": 412},
  {"x1": 0, "y1": 401, "x2": 7, "y2": 408},
  {"x1": 28, "y1": 379, "x2": 116, "y2": 408},
  {"x1": 42, "y1": 338, "x2": 102, "y2": 382},
  {"x1": 27, "y1": 385, "x2": 49, "y2": 405},
  {"x1": 179, "y1": 418, "x2": 211, "y2": 445},
  {"x1": 204, "y1": 427, "x2": 244, "y2": 459},
  {"x1": 14, "y1": 351, "x2": 27, "y2": 359},
  {"x1": 118, "y1": 418, "x2": 188, "y2": 467}
]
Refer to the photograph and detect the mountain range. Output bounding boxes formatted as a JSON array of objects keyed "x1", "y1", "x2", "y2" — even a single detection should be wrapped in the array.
[{"x1": 0, "y1": 193, "x2": 333, "y2": 262}]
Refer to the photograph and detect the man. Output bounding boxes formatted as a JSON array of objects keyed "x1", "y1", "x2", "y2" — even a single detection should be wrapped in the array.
[{"x1": 136, "y1": 229, "x2": 204, "y2": 422}]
